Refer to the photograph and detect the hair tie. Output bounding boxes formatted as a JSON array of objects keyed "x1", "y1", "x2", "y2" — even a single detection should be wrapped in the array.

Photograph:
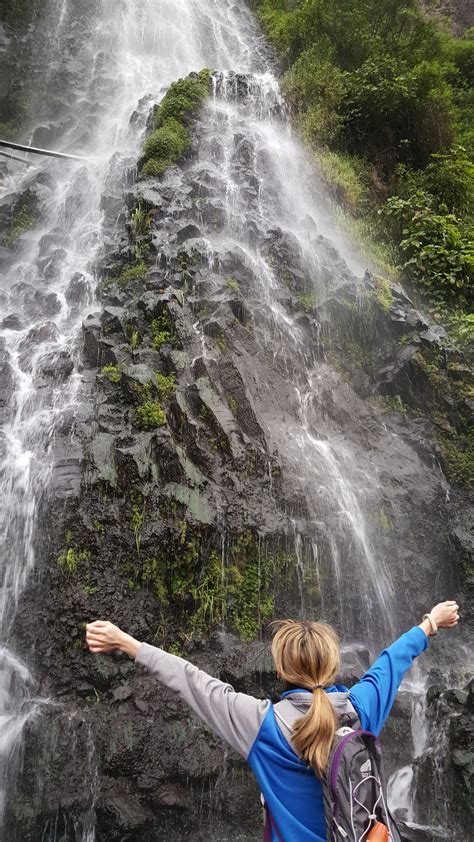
[{"x1": 312, "y1": 684, "x2": 324, "y2": 691}]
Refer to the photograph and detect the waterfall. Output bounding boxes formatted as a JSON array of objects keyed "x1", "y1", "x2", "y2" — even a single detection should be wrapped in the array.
[{"x1": 0, "y1": 1, "x2": 466, "y2": 839}]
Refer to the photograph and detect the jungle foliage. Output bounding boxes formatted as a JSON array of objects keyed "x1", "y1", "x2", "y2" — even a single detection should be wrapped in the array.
[{"x1": 253, "y1": 0, "x2": 473, "y2": 343}]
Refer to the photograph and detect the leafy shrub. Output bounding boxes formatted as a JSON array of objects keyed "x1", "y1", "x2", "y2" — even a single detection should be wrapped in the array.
[
  {"x1": 341, "y1": 56, "x2": 453, "y2": 168},
  {"x1": 255, "y1": 0, "x2": 473, "y2": 317},
  {"x1": 384, "y1": 190, "x2": 473, "y2": 304}
]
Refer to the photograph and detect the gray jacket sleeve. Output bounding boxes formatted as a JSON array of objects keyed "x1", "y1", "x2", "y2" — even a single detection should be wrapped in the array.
[{"x1": 135, "y1": 642, "x2": 270, "y2": 758}]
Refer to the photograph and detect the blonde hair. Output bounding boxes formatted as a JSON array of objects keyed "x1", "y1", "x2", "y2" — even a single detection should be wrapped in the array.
[{"x1": 271, "y1": 619, "x2": 340, "y2": 777}]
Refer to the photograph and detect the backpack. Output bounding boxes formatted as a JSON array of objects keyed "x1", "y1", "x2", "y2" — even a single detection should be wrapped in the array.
[
  {"x1": 264, "y1": 694, "x2": 401, "y2": 842},
  {"x1": 322, "y1": 701, "x2": 401, "y2": 842}
]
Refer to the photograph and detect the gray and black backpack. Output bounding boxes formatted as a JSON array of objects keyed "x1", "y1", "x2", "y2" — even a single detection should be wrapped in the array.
[{"x1": 322, "y1": 696, "x2": 401, "y2": 841}]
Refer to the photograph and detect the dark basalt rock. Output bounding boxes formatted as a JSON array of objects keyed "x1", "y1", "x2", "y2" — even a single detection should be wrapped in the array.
[
  {"x1": 65, "y1": 272, "x2": 91, "y2": 305},
  {"x1": 2, "y1": 313, "x2": 23, "y2": 330},
  {"x1": 37, "y1": 349, "x2": 74, "y2": 380}
]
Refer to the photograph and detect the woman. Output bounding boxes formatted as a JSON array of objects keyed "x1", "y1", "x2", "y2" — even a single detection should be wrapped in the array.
[{"x1": 86, "y1": 600, "x2": 459, "y2": 841}]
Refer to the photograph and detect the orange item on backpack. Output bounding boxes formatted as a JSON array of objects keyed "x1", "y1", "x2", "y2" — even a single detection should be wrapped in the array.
[{"x1": 367, "y1": 821, "x2": 389, "y2": 841}]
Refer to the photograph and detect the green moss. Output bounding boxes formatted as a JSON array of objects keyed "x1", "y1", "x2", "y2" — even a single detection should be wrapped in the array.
[
  {"x1": 230, "y1": 557, "x2": 274, "y2": 643},
  {"x1": 142, "y1": 557, "x2": 169, "y2": 604},
  {"x1": 151, "y1": 311, "x2": 176, "y2": 350},
  {"x1": 374, "y1": 394, "x2": 409, "y2": 414},
  {"x1": 142, "y1": 119, "x2": 190, "y2": 177},
  {"x1": 296, "y1": 292, "x2": 317, "y2": 312},
  {"x1": 57, "y1": 546, "x2": 91, "y2": 575},
  {"x1": 228, "y1": 397, "x2": 238, "y2": 416},
  {"x1": 103, "y1": 260, "x2": 147, "y2": 289},
  {"x1": 155, "y1": 70, "x2": 211, "y2": 127},
  {"x1": 436, "y1": 430, "x2": 474, "y2": 488},
  {"x1": 135, "y1": 400, "x2": 166, "y2": 429},
  {"x1": 100, "y1": 364, "x2": 122, "y2": 384},
  {"x1": 93, "y1": 520, "x2": 105, "y2": 540},
  {"x1": 141, "y1": 70, "x2": 211, "y2": 178},
  {"x1": 4, "y1": 202, "x2": 38, "y2": 248},
  {"x1": 227, "y1": 278, "x2": 241, "y2": 294},
  {"x1": 344, "y1": 341, "x2": 372, "y2": 370},
  {"x1": 373, "y1": 275, "x2": 394, "y2": 313},
  {"x1": 128, "y1": 328, "x2": 141, "y2": 351},
  {"x1": 155, "y1": 371, "x2": 176, "y2": 402},
  {"x1": 3, "y1": 0, "x2": 38, "y2": 28}
]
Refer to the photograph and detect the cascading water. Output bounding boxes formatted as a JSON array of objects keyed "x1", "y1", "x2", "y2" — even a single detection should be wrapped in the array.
[
  {"x1": 1, "y1": 1, "x2": 468, "y2": 839},
  {"x1": 0, "y1": 1, "x2": 272, "y2": 832}
]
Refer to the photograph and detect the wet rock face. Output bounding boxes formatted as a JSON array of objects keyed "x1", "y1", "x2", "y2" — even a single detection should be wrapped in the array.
[
  {"x1": 6, "y1": 80, "x2": 472, "y2": 841},
  {"x1": 414, "y1": 681, "x2": 474, "y2": 837}
]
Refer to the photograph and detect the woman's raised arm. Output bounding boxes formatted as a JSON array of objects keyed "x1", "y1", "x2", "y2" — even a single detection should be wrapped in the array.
[
  {"x1": 349, "y1": 600, "x2": 459, "y2": 735},
  {"x1": 86, "y1": 620, "x2": 269, "y2": 759}
]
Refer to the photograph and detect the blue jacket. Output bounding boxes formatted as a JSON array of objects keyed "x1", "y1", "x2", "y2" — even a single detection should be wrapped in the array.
[{"x1": 136, "y1": 626, "x2": 428, "y2": 841}]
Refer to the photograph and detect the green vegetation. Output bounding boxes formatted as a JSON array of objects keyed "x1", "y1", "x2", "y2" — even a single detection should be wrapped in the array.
[
  {"x1": 373, "y1": 276, "x2": 394, "y2": 313},
  {"x1": 296, "y1": 292, "x2": 317, "y2": 312},
  {"x1": 128, "y1": 329, "x2": 141, "y2": 351},
  {"x1": 227, "y1": 278, "x2": 241, "y2": 294},
  {"x1": 130, "y1": 201, "x2": 154, "y2": 237},
  {"x1": 3, "y1": 0, "x2": 37, "y2": 28},
  {"x1": 150, "y1": 311, "x2": 176, "y2": 350},
  {"x1": 254, "y1": 1, "x2": 473, "y2": 335},
  {"x1": 155, "y1": 371, "x2": 176, "y2": 402},
  {"x1": 436, "y1": 429, "x2": 474, "y2": 488},
  {"x1": 57, "y1": 546, "x2": 91, "y2": 575},
  {"x1": 133, "y1": 374, "x2": 175, "y2": 430},
  {"x1": 141, "y1": 70, "x2": 211, "y2": 177},
  {"x1": 374, "y1": 394, "x2": 409, "y2": 414},
  {"x1": 135, "y1": 400, "x2": 166, "y2": 430},
  {"x1": 4, "y1": 202, "x2": 38, "y2": 248},
  {"x1": 126, "y1": 525, "x2": 286, "y2": 643},
  {"x1": 130, "y1": 200, "x2": 154, "y2": 260},
  {"x1": 103, "y1": 260, "x2": 147, "y2": 288},
  {"x1": 100, "y1": 364, "x2": 122, "y2": 384}
]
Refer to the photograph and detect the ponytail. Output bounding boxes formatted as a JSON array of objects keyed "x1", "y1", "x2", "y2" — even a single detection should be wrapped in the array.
[
  {"x1": 292, "y1": 687, "x2": 337, "y2": 777},
  {"x1": 271, "y1": 620, "x2": 340, "y2": 777}
]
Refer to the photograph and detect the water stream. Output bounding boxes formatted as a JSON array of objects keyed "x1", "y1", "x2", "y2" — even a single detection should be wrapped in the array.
[{"x1": 0, "y1": 1, "x2": 463, "y2": 838}]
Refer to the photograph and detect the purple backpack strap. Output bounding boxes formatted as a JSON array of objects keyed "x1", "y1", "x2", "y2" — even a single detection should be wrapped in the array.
[{"x1": 264, "y1": 805, "x2": 284, "y2": 842}]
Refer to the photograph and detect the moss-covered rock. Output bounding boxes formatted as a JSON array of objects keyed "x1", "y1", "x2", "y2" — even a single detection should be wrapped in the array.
[{"x1": 140, "y1": 70, "x2": 212, "y2": 178}]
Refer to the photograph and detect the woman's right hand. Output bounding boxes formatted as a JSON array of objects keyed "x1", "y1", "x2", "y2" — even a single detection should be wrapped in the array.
[
  {"x1": 430, "y1": 600, "x2": 460, "y2": 629},
  {"x1": 86, "y1": 620, "x2": 125, "y2": 653},
  {"x1": 86, "y1": 620, "x2": 142, "y2": 658}
]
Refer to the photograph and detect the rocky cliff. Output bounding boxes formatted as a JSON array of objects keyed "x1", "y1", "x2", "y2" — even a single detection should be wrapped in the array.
[{"x1": 3, "y1": 68, "x2": 472, "y2": 841}]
